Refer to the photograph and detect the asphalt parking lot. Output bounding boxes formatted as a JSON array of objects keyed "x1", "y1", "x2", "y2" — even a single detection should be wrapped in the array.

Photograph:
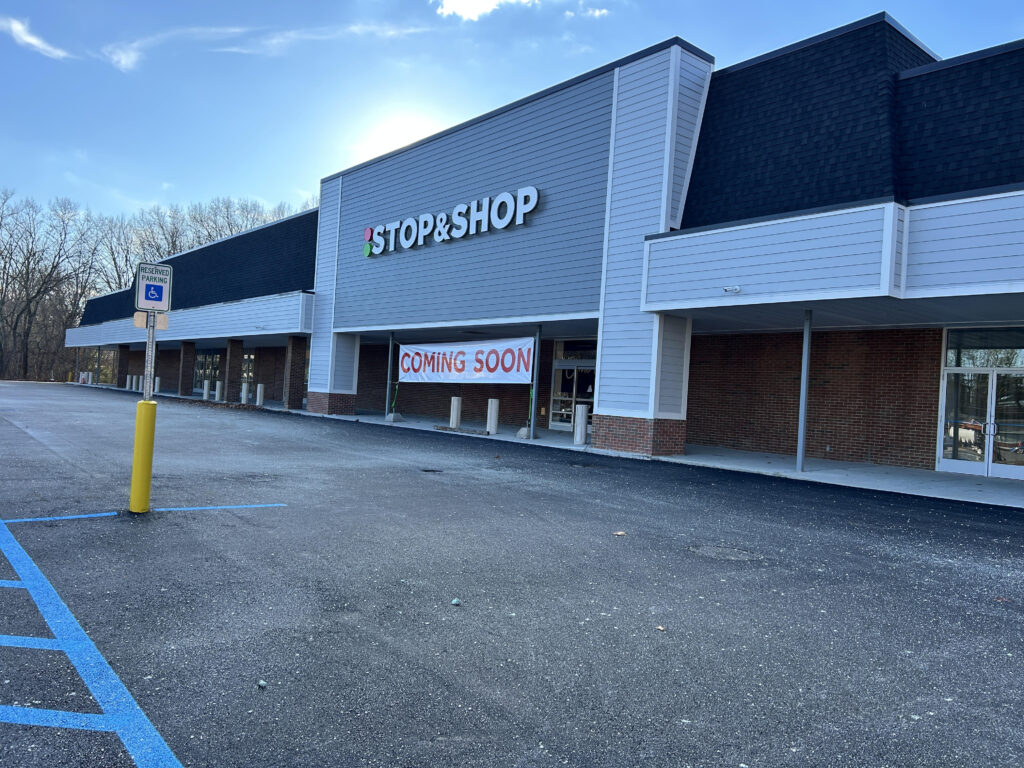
[{"x1": 0, "y1": 381, "x2": 1021, "y2": 767}]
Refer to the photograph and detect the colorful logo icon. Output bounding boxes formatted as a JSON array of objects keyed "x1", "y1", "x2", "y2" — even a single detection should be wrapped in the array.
[{"x1": 362, "y1": 227, "x2": 373, "y2": 258}]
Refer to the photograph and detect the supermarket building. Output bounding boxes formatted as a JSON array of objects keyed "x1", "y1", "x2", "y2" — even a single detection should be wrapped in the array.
[{"x1": 67, "y1": 14, "x2": 1024, "y2": 481}]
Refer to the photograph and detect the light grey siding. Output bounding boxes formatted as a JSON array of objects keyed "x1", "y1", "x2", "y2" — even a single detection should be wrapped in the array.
[
  {"x1": 596, "y1": 47, "x2": 710, "y2": 417},
  {"x1": 331, "y1": 73, "x2": 614, "y2": 328},
  {"x1": 656, "y1": 315, "x2": 689, "y2": 416},
  {"x1": 330, "y1": 333, "x2": 359, "y2": 394},
  {"x1": 644, "y1": 206, "x2": 888, "y2": 309},
  {"x1": 905, "y1": 191, "x2": 1024, "y2": 295},
  {"x1": 669, "y1": 54, "x2": 712, "y2": 227},
  {"x1": 308, "y1": 177, "x2": 341, "y2": 392},
  {"x1": 894, "y1": 206, "x2": 906, "y2": 290}
]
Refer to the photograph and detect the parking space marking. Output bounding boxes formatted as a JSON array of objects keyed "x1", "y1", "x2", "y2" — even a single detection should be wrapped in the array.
[
  {"x1": 0, "y1": 520, "x2": 182, "y2": 767},
  {"x1": 0, "y1": 634, "x2": 62, "y2": 651},
  {"x1": 4, "y1": 512, "x2": 119, "y2": 524},
  {"x1": 0, "y1": 579, "x2": 25, "y2": 588}
]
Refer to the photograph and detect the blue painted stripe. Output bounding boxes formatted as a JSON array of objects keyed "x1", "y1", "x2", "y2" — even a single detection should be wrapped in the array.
[
  {"x1": 0, "y1": 521, "x2": 182, "y2": 766},
  {"x1": 0, "y1": 633, "x2": 62, "y2": 651},
  {"x1": 151, "y1": 503, "x2": 286, "y2": 512},
  {"x1": 4, "y1": 512, "x2": 118, "y2": 524},
  {"x1": 0, "y1": 704, "x2": 114, "y2": 732},
  {"x1": 0, "y1": 579, "x2": 25, "y2": 589}
]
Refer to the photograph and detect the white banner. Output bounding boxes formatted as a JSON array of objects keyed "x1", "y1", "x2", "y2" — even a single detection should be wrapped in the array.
[{"x1": 398, "y1": 337, "x2": 535, "y2": 384}]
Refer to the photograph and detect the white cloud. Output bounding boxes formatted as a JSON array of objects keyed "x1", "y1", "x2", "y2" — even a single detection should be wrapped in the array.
[
  {"x1": 583, "y1": 7, "x2": 609, "y2": 18},
  {"x1": 216, "y1": 23, "x2": 428, "y2": 56},
  {"x1": 101, "y1": 26, "x2": 250, "y2": 72},
  {"x1": 0, "y1": 16, "x2": 73, "y2": 59},
  {"x1": 433, "y1": 0, "x2": 537, "y2": 22}
]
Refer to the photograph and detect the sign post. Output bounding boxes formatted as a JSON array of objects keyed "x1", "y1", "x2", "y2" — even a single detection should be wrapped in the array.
[{"x1": 129, "y1": 262, "x2": 172, "y2": 514}]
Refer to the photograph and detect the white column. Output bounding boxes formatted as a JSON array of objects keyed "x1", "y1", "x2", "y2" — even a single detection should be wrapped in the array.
[{"x1": 486, "y1": 399, "x2": 499, "y2": 435}]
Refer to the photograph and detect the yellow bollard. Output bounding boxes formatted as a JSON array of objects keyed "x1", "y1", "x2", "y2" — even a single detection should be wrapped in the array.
[{"x1": 129, "y1": 400, "x2": 157, "y2": 513}]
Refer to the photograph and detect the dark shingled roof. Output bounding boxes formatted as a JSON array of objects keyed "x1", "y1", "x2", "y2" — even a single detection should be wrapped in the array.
[{"x1": 79, "y1": 209, "x2": 318, "y2": 327}]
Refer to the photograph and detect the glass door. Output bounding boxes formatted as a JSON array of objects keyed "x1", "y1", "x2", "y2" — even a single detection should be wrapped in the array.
[
  {"x1": 991, "y1": 372, "x2": 1024, "y2": 480},
  {"x1": 549, "y1": 364, "x2": 595, "y2": 432},
  {"x1": 939, "y1": 371, "x2": 990, "y2": 475},
  {"x1": 938, "y1": 370, "x2": 1024, "y2": 479}
]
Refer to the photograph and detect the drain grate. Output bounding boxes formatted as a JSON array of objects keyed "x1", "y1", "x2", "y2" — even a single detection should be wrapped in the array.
[{"x1": 687, "y1": 544, "x2": 762, "y2": 561}]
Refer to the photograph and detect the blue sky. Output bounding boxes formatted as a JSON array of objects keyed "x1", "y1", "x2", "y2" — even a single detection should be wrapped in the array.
[{"x1": 2, "y1": 0, "x2": 1022, "y2": 215}]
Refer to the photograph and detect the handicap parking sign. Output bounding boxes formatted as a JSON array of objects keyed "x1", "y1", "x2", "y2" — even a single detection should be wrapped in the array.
[
  {"x1": 135, "y1": 262, "x2": 172, "y2": 311},
  {"x1": 145, "y1": 284, "x2": 163, "y2": 302}
]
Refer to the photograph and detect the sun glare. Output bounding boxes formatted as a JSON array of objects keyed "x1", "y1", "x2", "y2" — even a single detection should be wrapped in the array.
[{"x1": 348, "y1": 110, "x2": 452, "y2": 166}]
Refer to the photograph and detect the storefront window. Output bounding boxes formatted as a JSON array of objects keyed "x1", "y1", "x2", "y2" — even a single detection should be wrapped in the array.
[
  {"x1": 946, "y1": 328, "x2": 1024, "y2": 368},
  {"x1": 193, "y1": 351, "x2": 221, "y2": 391}
]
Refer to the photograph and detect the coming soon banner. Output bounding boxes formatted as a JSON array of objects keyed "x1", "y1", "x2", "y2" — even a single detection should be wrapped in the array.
[{"x1": 398, "y1": 337, "x2": 535, "y2": 384}]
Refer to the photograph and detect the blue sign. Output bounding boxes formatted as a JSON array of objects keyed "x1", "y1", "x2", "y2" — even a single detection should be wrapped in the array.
[{"x1": 144, "y1": 284, "x2": 163, "y2": 302}]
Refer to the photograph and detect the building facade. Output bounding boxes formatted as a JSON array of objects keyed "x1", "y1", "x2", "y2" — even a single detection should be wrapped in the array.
[{"x1": 67, "y1": 13, "x2": 1024, "y2": 481}]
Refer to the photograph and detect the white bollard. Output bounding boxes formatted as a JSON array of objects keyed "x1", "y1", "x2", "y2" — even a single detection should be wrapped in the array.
[
  {"x1": 574, "y1": 404, "x2": 590, "y2": 446},
  {"x1": 154, "y1": 376, "x2": 161, "y2": 395},
  {"x1": 486, "y1": 398, "x2": 499, "y2": 435},
  {"x1": 87, "y1": 372, "x2": 94, "y2": 385},
  {"x1": 137, "y1": 376, "x2": 143, "y2": 393},
  {"x1": 203, "y1": 379, "x2": 210, "y2": 401},
  {"x1": 256, "y1": 383, "x2": 265, "y2": 407},
  {"x1": 450, "y1": 396, "x2": 462, "y2": 429},
  {"x1": 124, "y1": 376, "x2": 131, "y2": 391},
  {"x1": 214, "y1": 381, "x2": 223, "y2": 402},
  {"x1": 129, "y1": 375, "x2": 136, "y2": 391},
  {"x1": 240, "y1": 382, "x2": 249, "y2": 404}
]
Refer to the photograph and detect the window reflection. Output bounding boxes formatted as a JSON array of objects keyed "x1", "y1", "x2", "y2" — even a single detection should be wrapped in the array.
[{"x1": 946, "y1": 328, "x2": 1024, "y2": 367}]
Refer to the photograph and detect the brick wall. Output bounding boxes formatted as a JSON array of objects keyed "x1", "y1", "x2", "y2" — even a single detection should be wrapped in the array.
[
  {"x1": 307, "y1": 391, "x2": 355, "y2": 415},
  {"x1": 282, "y1": 336, "x2": 308, "y2": 410},
  {"x1": 355, "y1": 341, "x2": 554, "y2": 428},
  {"x1": 592, "y1": 415, "x2": 687, "y2": 456},
  {"x1": 254, "y1": 347, "x2": 286, "y2": 401},
  {"x1": 686, "y1": 328, "x2": 943, "y2": 469},
  {"x1": 156, "y1": 349, "x2": 178, "y2": 392},
  {"x1": 178, "y1": 342, "x2": 196, "y2": 396}
]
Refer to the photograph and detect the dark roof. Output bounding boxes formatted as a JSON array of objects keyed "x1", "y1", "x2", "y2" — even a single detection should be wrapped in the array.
[
  {"x1": 680, "y1": 16, "x2": 936, "y2": 231},
  {"x1": 79, "y1": 209, "x2": 318, "y2": 326}
]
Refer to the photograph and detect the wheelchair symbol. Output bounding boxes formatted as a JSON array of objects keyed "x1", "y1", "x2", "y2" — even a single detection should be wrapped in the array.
[{"x1": 145, "y1": 284, "x2": 163, "y2": 302}]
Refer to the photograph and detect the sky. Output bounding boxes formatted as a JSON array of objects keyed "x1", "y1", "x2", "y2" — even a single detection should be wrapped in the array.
[{"x1": 1, "y1": 0, "x2": 1022, "y2": 216}]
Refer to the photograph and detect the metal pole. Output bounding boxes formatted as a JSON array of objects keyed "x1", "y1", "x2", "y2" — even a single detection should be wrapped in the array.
[
  {"x1": 95, "y1": 346, "x2": 101, "y2": 384},
  {"x1": 385, "y1": 332, "x2": 394, "y2": 416},
  {"x1": 796, "y1": 309, "x2": 812, "y2": 472},
  {"x1": 75, "y1": 348, "x2": 80, "y2": 380},
  {"x1": 143, "y1": 311, "x2": 156, "y2": 401},
  {"x1": 529, "y1": 324, "x2": 541, "y2": 440}
]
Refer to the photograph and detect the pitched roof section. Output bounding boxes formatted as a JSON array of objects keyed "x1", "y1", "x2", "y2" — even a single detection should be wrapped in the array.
[
  {"x1": 680, "y1": 17, "x2": 936, "y2": 231},
  {"x1": 79, "y1": 209, "x2": 318, "y2": 327}
]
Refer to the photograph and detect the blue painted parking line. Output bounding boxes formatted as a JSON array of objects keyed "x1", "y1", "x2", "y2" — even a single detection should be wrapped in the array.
[
  {"x1": 0, "y1": 579, "x2": 25, "y2": 589},
  {"x1": 0, "y1": 704, "x2": 114, "y2": 732},
  {"x1": 0, "y1": 520, "x2": 182, "y2": 767},
  {"x1": 151, "y1": 503, "x2": 287, "y2": 512},
  {"x1": 0, "y1": 634, "x2": 62, "y2": 651},
  {"x1": 4, "y1": 511, "x2": 119, "y2": 524}
]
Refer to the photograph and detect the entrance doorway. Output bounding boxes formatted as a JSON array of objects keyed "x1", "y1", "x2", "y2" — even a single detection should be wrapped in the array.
[
  {"x1": 550, "y1": 363, "x2": 595, "y2": 432},
  {"x1": 938, "y1": 329, "x2": 1024, "y2": 480}
]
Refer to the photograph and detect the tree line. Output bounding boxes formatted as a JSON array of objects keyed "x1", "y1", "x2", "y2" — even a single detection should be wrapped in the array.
[{"x1": 0, "y1": 189, "x2": 315, "y2": 381}]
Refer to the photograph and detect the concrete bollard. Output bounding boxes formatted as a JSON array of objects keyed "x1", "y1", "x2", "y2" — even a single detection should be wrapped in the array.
[
  {"x1": 202, "y1": 379, "x2": 210, "y2": 401},
  {"x1": 486, "y1": 398, "x2": 499, "y2": 435},
  {"x1": 124, "y1": 376, "x2": 131, "y2": 391},
  {"x1": 240, "y1": 382, "x2": 249, "y2": 404},
  {"x1": 214, "y1": 381, "x2": 223, "y2": 402},
  {"x1": 574, "y1": 404, "x2": 589, "y2": 446},
  {"x1": 137, "y1": 376, "x2": 144, "y2": 393},
  {"x1": 256, "y1": 383, "x2": 265, "y2": 407},
  {"x1": 450, "y1": 396, "x2": 462, "y2": 429},
  {"x1": 154, "y1": 376, "x2": 161, "y2": 395},
  {"x1": 87, "y1": 372, "x2": 94, "y2": 385}
]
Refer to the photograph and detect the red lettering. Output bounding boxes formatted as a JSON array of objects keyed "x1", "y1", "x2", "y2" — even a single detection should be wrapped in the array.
[
  {"x1": 517, "y1": 347, "x2": 532, "y2": 373},
  {"x1": 424, "y1": 351, "x2": 436, "y2": 372},
  {"x1": 454, "y1": 351, "x2": 466, "y2": 373},
  {"x1": 500, "y1": 348, "x2": 515, "y2": 372},
  {"x1": 400, "y1": 352, "x2": 411, "y2": 373},
  {"x1": 411, "y1": 352, "x2": 422, "y2": 373},
  {"x1": 485, "y1": 349, "x2": 499, "y2": 373},
  {"x1": 474, "y1": 350, "x2": 484, "y2": 373}
]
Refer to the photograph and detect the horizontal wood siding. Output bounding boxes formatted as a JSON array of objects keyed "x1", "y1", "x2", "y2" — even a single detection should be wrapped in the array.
[
  {"x1": 656, "y1": 315, "x2": 689, "y2": 415},
  {"x1": 905, "y1": 191, "x2": 1024, "y2": 294},
  {"x1": 332, "y1": 73, "x2": 614, "y2": 328},
  {"x1": 308, "y1": 177, "x2": 341, "y2": 392},
  {"x1": 65, "y1": 292, "x2": 306, "y2": 348},
  {"x1": 645, "y1": 206, "x2": 887, "y2": 307},
  {"x1": 670, "y1": 56, "x2": 712, "y2": 226}
]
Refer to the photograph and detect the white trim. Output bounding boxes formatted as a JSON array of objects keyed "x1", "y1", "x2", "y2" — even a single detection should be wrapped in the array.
[
  {"x1": 910, "y1": 186, "x2": 1024, "y2": 211},
  {"x1": 934, "y1": 327, "x2": 949, "y2": 471},
  {"x1": 902, "y1": 281, "x2": 1024, "y2": 300},
  {"x1": 658, "y1": 46, "x2": 681, "y2": 233},
  {"x1": 879, "y1": 202, "x2": 897, "y2": 295},
  {"x1": 594, "y1": 406, "x2": 652, "y2": 419},
  {"x1": 593, "y1": 66, "x2": 620, "y2": 414},
  {"x1": 650, "y1": 201, "x2": 889, "y2": 245},
  {"x1": 899, "y1": 206, "x2": 911, "y2": 293},
  {"x1": 333, "y1": 311, "x2": 598, "y2": 334},
  {"x1": 640, "y1": 240, "x2": 651, "y2": 309},
  {"x1": 648, "y1": 313, "x2": 664, "y2": 419},
  {"x1": 680, "y1": 315, "x2": 691, "y2": 419},
  {"x1": 673, "y1": 63, "x2": 713, "y2": 229},
  {"x1": 641, "y1": 286, "x2": 890, "y2": 313},
  {"x1": 326, "y1": 177, "x2": 344, "y2": 390}
]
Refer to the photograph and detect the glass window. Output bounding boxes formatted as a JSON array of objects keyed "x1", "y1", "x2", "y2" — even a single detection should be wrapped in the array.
[{"x1": 946, "y1": 328, "x2": 1024, "y2": 368}]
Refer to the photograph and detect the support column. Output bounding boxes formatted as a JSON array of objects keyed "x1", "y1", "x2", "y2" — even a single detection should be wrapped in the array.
[
  {"x1": 95, "y1": 346, "x2": 101, "y2": 384},
  {"x1": 282, "y1": 335, "x2": 308, "y2": 410},
  {"x1": 796, "y1": 310, "x2": 812, "y2": 472},
  {"x1": 307, "y1": 333, "x2": 358, "y2": 415},
  {"x1": 224, "y1": 339, "x2": 244, "y2": 404},
  {"x1": 116, "y1": 345, "x2": 130, "y2": 388},
  {"x1": 178, "y1": 341, "x2": 196, "y2": 396}
]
